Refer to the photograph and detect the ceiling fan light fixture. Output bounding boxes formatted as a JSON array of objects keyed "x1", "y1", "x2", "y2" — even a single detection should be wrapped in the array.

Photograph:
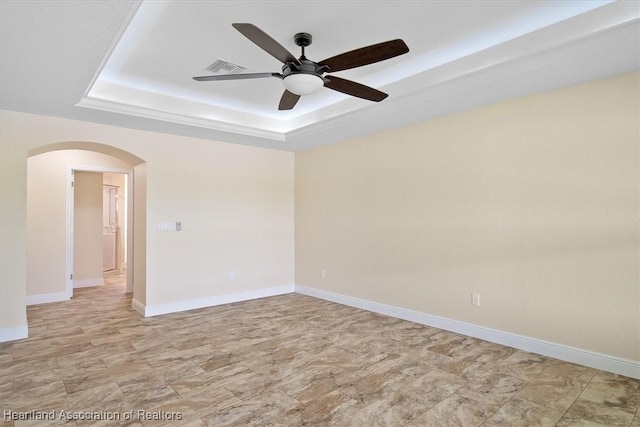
[
  {"x1": 194, "y1": 24, "x2": 409, "y2": 110},
  {"x1": 283, "y1": 73, "x2": 323, "y2": 95}
]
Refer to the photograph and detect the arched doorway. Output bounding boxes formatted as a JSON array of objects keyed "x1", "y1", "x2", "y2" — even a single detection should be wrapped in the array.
[{"x1": 26, "y1": 142, "x2": 146, "y2": 308}]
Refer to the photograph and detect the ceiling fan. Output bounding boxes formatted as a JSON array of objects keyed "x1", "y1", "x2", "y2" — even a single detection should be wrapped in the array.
[{"x1": 193, "y1": 23, "x2": 409, "y2": 110}]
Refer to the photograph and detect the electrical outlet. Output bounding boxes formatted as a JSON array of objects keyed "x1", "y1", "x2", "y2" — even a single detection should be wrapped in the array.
[
  {"x1": 320, "y1": 269, "x2": 326, "y2": 279},
  {"x1": 472, "y1": 293, "x2": 480, "y2": 306}
]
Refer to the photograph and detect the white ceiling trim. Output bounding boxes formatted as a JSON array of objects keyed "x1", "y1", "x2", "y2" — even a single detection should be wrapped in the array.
[{"x1": 76, "y1": 96, "x2": 287, "y2": 142}]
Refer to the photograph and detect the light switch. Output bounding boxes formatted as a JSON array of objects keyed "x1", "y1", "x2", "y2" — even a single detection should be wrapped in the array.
[{"x1": 157, "y1": 222, "x2": 175, "y2": 232}]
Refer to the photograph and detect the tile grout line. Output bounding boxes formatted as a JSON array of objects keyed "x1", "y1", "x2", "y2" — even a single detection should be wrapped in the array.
[{"x1": 553, "y1": 366, "x2": 599, "y2": 426}]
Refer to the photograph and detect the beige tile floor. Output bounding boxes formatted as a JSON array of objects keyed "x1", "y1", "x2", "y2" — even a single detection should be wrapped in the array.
[{"x1": 1, "y1": 272, "x2": 639, "y2": 426}]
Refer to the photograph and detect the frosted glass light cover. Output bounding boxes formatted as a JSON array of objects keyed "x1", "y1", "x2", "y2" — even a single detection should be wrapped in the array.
[{"x1": 283, "y1": 73, "x2": 324, "y2": 95}]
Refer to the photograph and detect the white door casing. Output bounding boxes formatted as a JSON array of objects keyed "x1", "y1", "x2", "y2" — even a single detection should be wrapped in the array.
[{"x1": 67, "y1": 165, "x2": 134, "y2": 297}]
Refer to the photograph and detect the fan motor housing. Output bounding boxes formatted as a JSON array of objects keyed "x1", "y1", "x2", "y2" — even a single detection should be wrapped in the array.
[{"x1": 282, "y1": 59, "x2": 323, "y2": 78}]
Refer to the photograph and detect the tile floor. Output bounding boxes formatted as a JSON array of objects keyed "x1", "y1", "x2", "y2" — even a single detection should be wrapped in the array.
[{"x1": 1, "y1": 273, "x2": 639, "y2": 426}]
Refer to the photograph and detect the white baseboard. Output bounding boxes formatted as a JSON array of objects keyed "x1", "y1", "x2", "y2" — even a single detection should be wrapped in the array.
[
  {"x1": 0, "y1": 325, "x2": 28, "y2": 342},
  {"x1": 138, "y1": 285, "x2": 295, "y2": 317},
  {"x1": 26, "y1": 292, "x2": 69, "y2": 306},
  {"x1": 295, "y1": 285, "x2": 640, "y2": 380},
  {"x1": 73, "y1": 278, "x2": 104, "y2": 288},
  {"x1": 131, "y1": 298, "x2": 145, "y2": 316}
]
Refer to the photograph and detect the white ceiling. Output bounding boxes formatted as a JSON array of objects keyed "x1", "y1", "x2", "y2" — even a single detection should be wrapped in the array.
[{"x1": 1, "y1": 1, "x2": 638, "y2": 151}]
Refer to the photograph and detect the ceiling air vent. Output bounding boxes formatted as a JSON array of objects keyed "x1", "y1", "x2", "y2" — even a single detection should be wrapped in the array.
[{"x1": 206, "y1": 59, "x2": 247, "y2": 75}]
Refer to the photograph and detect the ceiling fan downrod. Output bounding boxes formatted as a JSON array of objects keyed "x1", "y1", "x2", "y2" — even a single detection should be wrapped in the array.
[{"x1": 294, "y1": 32, "x2": 312, "y2": 60}]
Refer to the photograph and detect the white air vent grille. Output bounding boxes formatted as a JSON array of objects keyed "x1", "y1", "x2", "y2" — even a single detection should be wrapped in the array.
[{"x1": 206, "y1": 59, "x2": 247, "y2": 75}]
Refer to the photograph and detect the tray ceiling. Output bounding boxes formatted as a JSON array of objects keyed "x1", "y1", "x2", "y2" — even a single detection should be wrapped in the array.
[{"x1": 2, "y1": 1, "x2": 638, "y2": 150}]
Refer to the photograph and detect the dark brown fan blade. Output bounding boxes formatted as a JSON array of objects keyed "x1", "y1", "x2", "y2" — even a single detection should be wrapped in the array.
[
  {"x1": 278, "y1": 90, "x2": 301, "y2": 110},
  {"x1": 193, "y1": 73, "x2": 282, "y2": 81},
  {"x1": 318, "y1": 39, "x2": 409, "y2": 72},
  {"x1": 324, "y1": 75, "x2": 388, "y2": 102},
  {"x1": 232, "y1": 23, "x2": 300, "y2": 65}
]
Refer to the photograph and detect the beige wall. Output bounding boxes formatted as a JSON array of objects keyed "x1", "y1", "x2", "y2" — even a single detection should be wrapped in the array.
[
  {"x1": 0, "y1": 111, "x2": 28, "y2": 331},
  {"x1": 73, "y1": 171, "x2": 104, "y2": 283},
  {"x1": 27, "y1": 150, "x2": 131, "y2": 296},
  {"x1": 2, "y1": 110, "x2": 294, "y2": 336},
  {"x1": 142, "y1": 135, "x2": 294, "y2": 305},
  {"x1": 295, "y1": 72, "x2": 640, "y2": 361},
  {"x1": 133, "y1": 163, "x2": 147, "y2": 304}
]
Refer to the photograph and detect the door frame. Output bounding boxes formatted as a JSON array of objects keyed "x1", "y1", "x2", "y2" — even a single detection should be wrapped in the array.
[{"x1": 66, "y1": 165, "x2": 134, "y2": 298}]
